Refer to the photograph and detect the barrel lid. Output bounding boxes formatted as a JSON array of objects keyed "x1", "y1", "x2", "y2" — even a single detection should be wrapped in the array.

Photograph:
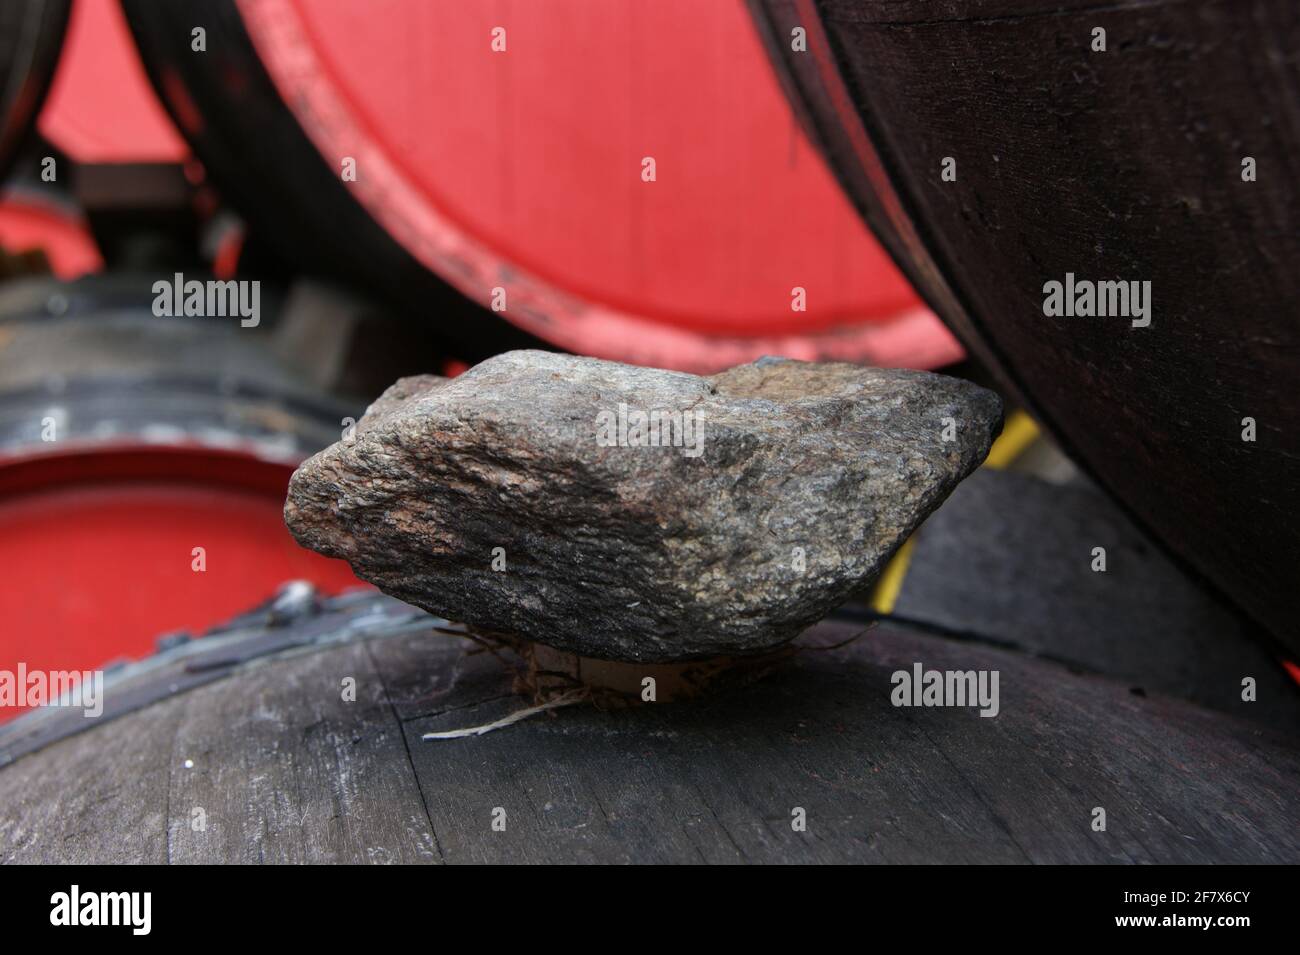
[{"x1": 123, "y1": 0, "x2": 960, "y2": 370}]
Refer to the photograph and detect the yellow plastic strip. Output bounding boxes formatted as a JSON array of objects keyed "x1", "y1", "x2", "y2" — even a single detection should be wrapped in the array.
[
  {"x1": 869, "y1": 536, "x2": 917, "y2": 615},
  {"x1": 982, "y1": 409, "x2": 1039, "y2": 471}
]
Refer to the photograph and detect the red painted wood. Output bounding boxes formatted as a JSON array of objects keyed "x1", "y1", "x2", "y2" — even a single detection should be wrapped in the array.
[
  {"x1": 235, "y1": 0, "x2": 961, "y2": 369},
  {"x1": 0, "y1": 192, "x2": 101, "y2": 277},
  {"x1": 0, "y1": 446, "x2": 362, "y2": 721},
  {"x1": 31, "y1": 0, "x2": 961, "y2": 369},
  {"x1": 38, "y1": 0, "x2": 187, "y2": 163}
]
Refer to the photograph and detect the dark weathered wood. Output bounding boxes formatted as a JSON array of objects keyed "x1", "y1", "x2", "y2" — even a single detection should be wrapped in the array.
[
  {"x1": 0, "y1": 638, "x2": 441, "y2": 865},
  {"x1": 749, "y1": 0, "x2": 1300, "y2": 652},
  {"x1": 0, "y1": 1, "x2": 70, "y2": 182},
  {"x1": 166, "y1": 640, "x2": 439, "y2": 864},
  {"x1": 383, "y1": 624, "x2": 1300, "y2": 864},
  {"x1": 3, "y1": 618, "x2": 1297, "y2": 864},
  {"x1": 0, "y1": 695, "x2": 180, "y2": 864},
  {"x1": 896, "y1": 469, "x2": 1300, "y2": 726},
  {"x1": 0, "y1": 591, "x2": 435, "y2": 768}
]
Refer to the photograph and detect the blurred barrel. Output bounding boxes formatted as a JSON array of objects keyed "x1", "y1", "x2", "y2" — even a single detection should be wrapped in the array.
[
  {"x1": 0, "y1": 0, "x2": 69, "y2": 181},
  {"x1": 119, "y1": 0, "x2": 960, "y2": 370},
  {"x1": 0, "y1": 276, "x2": 361, "y2": 713},
  {"x1": 749, "y1": 0, "x2": 1300, "y2": 652}
]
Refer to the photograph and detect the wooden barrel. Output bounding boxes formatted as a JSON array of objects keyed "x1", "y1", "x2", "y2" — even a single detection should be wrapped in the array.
[
  {"x1": 0, "y1": 0, "x2": 69, "y2": 182},
  {"x1": 2, "y1": 591, "x2": 1297, "y2": 864},
  {"x1": 0, "y1": 277, "x2": 361, "y2": 713},
  {"x1": 748, "y1": 0, "x2": 1300, "y2": 654},
  {"x1": 118, "y1": 0, "x2": 959, "y2": 370}
]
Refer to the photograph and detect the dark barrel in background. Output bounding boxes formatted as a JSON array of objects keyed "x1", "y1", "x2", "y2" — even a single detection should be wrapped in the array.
[
  {"x1": 0, "y1": 0, "x2": 69, "y2": 183},
  {"x1": 749, "y1": 0, "x2": 1300, "y2": 654}
]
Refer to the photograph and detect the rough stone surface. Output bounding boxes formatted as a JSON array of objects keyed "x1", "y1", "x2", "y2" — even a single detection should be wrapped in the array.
[{"x1": 285, "y1": 351, "x2": 1002, "y2": 662}]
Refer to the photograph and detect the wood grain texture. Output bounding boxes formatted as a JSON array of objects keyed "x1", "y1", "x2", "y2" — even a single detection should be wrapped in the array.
[
  {"x1": 3, "y1": 620, "x2": 1297, "y2": 864},
  {"x1": 749, "y1": 0, "x2": 1300, "y2": 651},
  {"x1": 165, "y1": 641, "x2": 438, "y2": 864},
  {"x1": 897, "y1": 469, "x2": 1300, "y2": 726},
  {"x1": 0, "y1": 696, "x2": 179, "y2": 864}
]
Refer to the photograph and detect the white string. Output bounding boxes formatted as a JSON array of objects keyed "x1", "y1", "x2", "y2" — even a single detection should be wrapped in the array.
[{"x1": 421, "y1": 689, "x2": 588, "y2": 741}]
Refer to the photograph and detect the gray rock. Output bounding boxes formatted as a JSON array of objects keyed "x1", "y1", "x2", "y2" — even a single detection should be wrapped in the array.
[{"x1": 285, "y1": 351, "x2": 1002, "y2": 662}]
